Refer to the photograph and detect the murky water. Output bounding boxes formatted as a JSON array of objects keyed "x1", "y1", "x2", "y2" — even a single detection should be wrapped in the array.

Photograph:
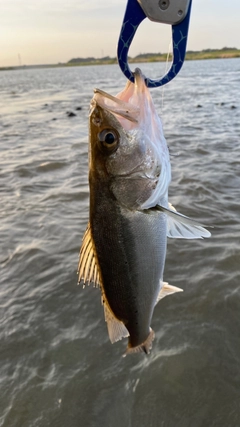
[{"x1": 1, "y1": 59, "x2": 240, "y2": 427}]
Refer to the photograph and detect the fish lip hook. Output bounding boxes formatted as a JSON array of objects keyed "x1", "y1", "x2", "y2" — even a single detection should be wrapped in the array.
[{"x1": 117, "y1": 0, "x2": 192, "y2": 88}]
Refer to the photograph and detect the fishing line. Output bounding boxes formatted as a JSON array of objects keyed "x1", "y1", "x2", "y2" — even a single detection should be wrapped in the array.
[{"x1": 161, "y1": 40, "x2": 172, "y2": 112}]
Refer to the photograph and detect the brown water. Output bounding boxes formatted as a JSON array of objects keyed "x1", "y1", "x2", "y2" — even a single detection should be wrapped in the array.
[{"x1": 1, "y1": 59, "x2": 240, "y2": 427}]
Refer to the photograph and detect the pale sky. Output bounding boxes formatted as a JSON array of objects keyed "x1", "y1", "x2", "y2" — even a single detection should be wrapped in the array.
[{"x1": 1, "y1": 0, "x2": 240, "y2": 67}]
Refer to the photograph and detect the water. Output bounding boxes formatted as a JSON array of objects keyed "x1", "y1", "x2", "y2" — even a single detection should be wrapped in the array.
[{"x1": 0, "y1": 59, "x2": 240, "y2": 427}]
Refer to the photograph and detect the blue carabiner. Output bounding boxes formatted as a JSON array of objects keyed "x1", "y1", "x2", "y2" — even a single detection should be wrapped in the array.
[{"x1": 117, "y1": 0, "x2": 192, "y2": 88}]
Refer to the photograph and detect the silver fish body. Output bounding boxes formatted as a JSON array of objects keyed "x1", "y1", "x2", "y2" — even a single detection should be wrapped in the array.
[
  {"x1": 78, "y1": 69, "x2": 210, "y2": 354},
  {"x1": 90, "y1": 180, "x2": 167, "y2": 350}
]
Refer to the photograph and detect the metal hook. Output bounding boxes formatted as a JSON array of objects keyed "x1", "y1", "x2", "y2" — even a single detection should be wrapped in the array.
[{"x1": 117, "y1": 0, "x2": 192, "y2": 88}]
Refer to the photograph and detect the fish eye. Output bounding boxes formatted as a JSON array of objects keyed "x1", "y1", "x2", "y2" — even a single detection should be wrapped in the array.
[
  {"x1": 104, "y1": 132, "x2": 115, "y2": 145},
  {"x1": 98, "y1": 129, "x2": 119, "y2": 152}
]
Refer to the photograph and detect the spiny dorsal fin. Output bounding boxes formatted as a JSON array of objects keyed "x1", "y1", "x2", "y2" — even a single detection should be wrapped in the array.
[
  {"x1": 155, "y1": 203, "x2": 211, "y2": 239},
  {"x1": 156, "y1": 281, "x2": 183, "y2": 304},
  {"x1": 78, "y1": 224, "x2": 129, "y2": 343},
  {"x1": 77, "y1": 223, "x2": 100, "y2": 287}
]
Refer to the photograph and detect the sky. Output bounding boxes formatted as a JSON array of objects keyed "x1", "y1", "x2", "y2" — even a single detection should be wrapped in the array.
[{"x1": 1, "y1": 0, "x2": 240, "y2": 67}]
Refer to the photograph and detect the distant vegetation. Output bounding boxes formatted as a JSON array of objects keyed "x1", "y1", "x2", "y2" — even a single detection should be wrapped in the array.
[
  {"x1": 0, "y1": 66, "x2": 14, "y2": 71},
  {"x1": 1, "y1": 48, "x2": 240, "y2": 71},
  {"x1": 185, "y1": 47, "x2": 240, "y2": 60},
  {"x1": 65, "y1": 47, "x2": 240, "y2": 67},
  {"x1": 67, "y1": 56, "x2": 117, "y2": 66}
]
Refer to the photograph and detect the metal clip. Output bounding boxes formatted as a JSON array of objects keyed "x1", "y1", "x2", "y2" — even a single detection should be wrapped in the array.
[{"x1": 117, "y1": 0, "x2": 192, "y2": 87}]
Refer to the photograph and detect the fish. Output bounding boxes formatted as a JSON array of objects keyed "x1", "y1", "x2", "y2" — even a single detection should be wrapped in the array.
[{"x1": 78, "y1": 68, "x2": 210, "y2": 355}]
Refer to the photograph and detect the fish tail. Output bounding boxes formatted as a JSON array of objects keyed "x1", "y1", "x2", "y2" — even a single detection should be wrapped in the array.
[{"x1": 124, "y1": 328, "x2": 155, "y2": 356}]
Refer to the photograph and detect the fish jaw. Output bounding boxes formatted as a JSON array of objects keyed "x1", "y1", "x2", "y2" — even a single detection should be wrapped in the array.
[{"x1": 93, "y1": 88, "x2": 139, "y2": 126}]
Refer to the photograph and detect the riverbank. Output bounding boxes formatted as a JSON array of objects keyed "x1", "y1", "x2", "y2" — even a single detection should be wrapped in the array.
[
  {"x1": 65, "y1": 48, "x2": 240, "y2": 67},
  {"x1": 1, "y1": 48, "x2": 240, "y2": 71}
]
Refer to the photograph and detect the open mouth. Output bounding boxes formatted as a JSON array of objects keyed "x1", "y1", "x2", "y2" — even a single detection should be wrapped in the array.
[{"x1": 93, "y1": 88, "x2": 139, "y2": 124}]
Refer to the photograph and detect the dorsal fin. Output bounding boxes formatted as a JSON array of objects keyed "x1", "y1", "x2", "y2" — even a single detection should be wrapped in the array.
[
  {"x1": 77, "y1": 223, "x2": 100, "y2": 287},
  {"x1": 78, "y1": 223, "x2": 129, "y2": 344},
  {"x1": 102, "y1": 297, "x2": 129, "y2": 343}
]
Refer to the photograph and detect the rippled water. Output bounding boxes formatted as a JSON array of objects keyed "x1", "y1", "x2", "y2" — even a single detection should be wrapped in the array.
[{"x1": 1, "y1": 59, "x2": 240, "y2": 427}]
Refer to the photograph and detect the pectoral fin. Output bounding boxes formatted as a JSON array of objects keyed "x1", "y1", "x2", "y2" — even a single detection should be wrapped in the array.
[
  {"x1": 156, "y1": 281, "x2": 183, "y2": 304},
  {"x1": 77, "y1": 223, "x2": 100, "y2": 287},
  {"x1": 155, "y1": 203, "x2": 211, "y2": 239}
]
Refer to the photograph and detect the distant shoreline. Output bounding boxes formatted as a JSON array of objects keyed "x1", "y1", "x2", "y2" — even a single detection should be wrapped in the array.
[{"x1": 1, "y1": 48, "x2": 240, "y2": 71}]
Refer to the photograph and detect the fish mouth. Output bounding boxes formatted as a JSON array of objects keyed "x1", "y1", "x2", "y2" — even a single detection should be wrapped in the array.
[
  {"x1": 92, "y1": 69, "x2": 148, "y2": 127},
  {"x1": 93, "y1": 88, "x2": 139, "y2": 123}
]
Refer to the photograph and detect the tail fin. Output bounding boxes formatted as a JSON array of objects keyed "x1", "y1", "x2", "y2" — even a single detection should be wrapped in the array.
[{"x1": 124, "y1": 328, "x2": 155, "y2": 356}]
